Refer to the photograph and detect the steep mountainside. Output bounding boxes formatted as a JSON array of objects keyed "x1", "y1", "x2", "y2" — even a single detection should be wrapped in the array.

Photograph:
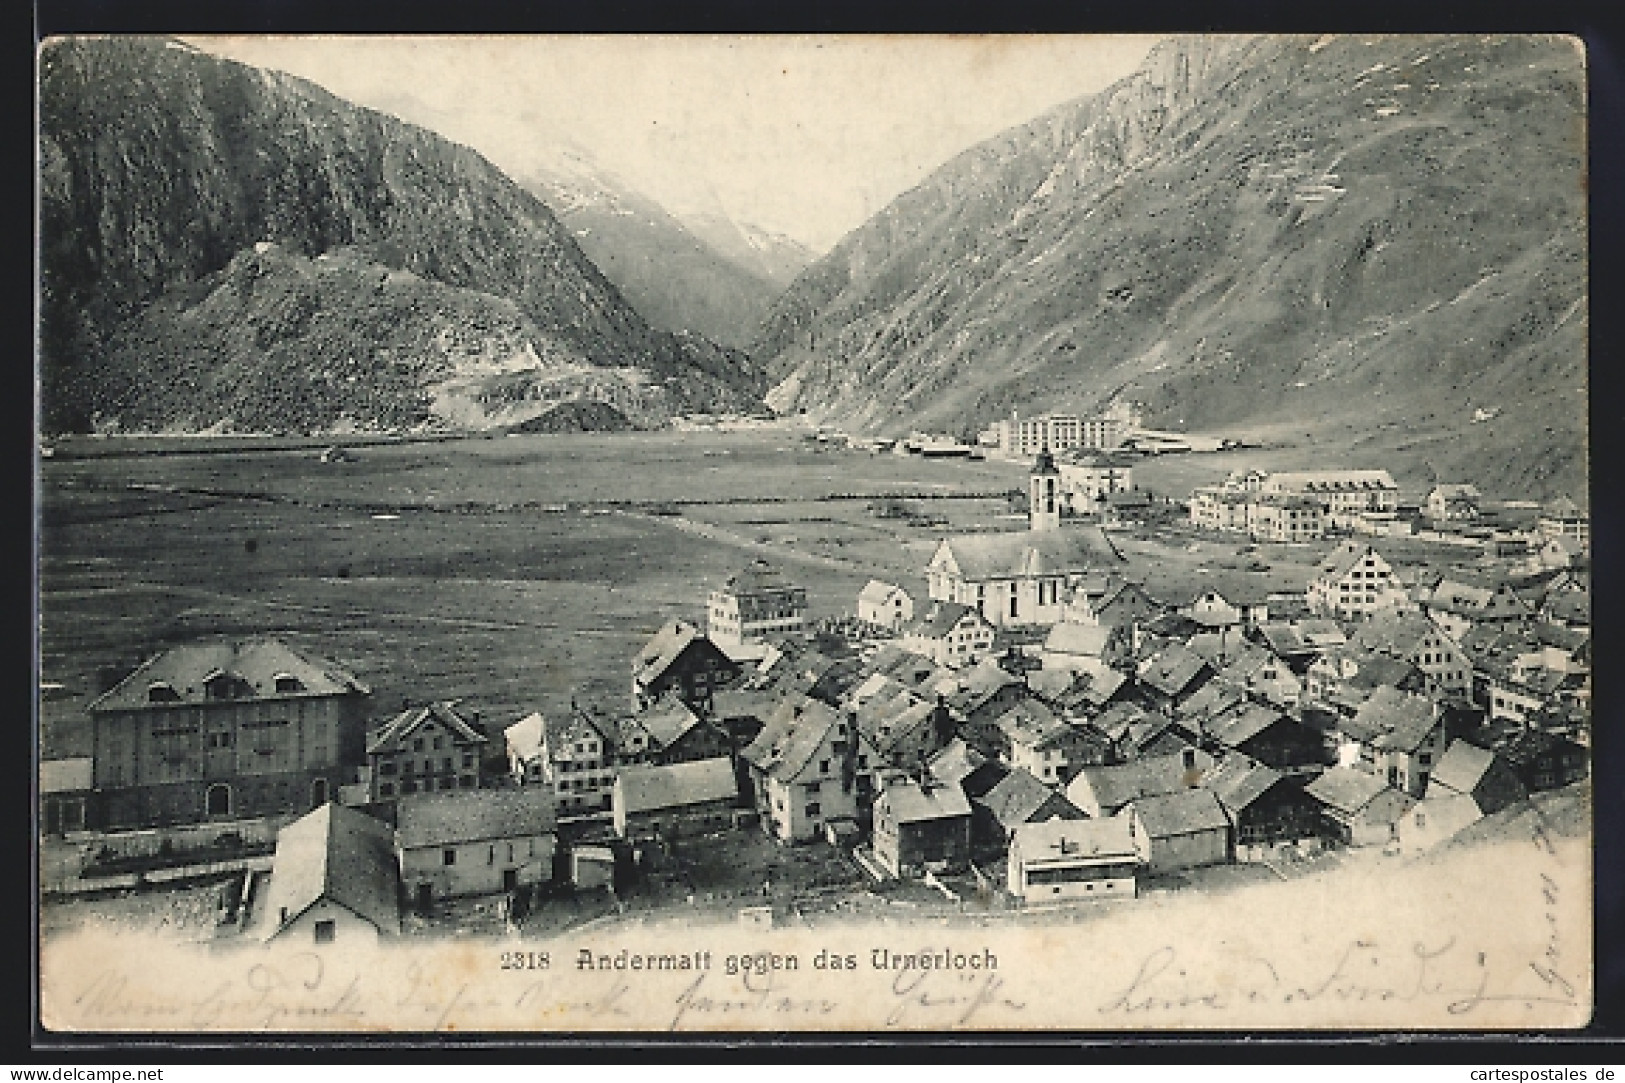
[
  {"x1": 757, "y1": 35, "x2": 1586, "y2": 499},
  {"x1": 676, "y1": 211, "x2": 816, "y2": 291},
  {"x1": 38, "y1": 37, "x2": 767, "y2": 435},
  {"x1": 514, "y1": 152, "x2": 786, "y2": 350}
]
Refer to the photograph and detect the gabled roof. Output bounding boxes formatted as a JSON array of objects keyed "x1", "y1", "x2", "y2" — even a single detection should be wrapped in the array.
[
  {"x1": 504, "y1": 712, "x2": 547, "y2": 762},
  {"x1": 1069, "y1": 751, "x2": 1212, "y2": 815},
  {"x1": 1130, "y1": 788, "x2": 1230, "y2": 838},
  {"x1": 1314, "y1": 541, "x2": 1386, "y2": 583},
  {"x1": 618, "y1": 757, "x2": 738, "y2": 816},
  {"x1": 1207, "y1": 703, "x2": 1292, "y2": 751},
  {"x1": 926, "y1": 738, "x2": 985, "y2": 785},
  {"x1": 709, "y1": 687, "x2": 781, "y2": 722},
  {"x1": 1137, "y1": 643, "x2": 1212, "y2": 698},
  {"x1": 906, "y1": 601, "x2": 985, "y2": 639},
  {"x1": 396, "y1": 787, "x2": 557, "y2": 850},
  {"x1": 262, "y1": 804, "x2": 399, "y2": 938},
  {"x1": 91, "y1": 638, "x2": 369, "y2": 712},
  {"x1": 1429, "y1": 484, "x2": 1482, "y2": 503},
  {"x1": 1427, "y1": 740, "x2": 1498, "y2": 797},
  {"x1": 977, "y1": 768, "x2": 1083, "y2": 830},
  {"x1": 880, "y1": 778, "x2": 972, "y2": 824},
  {"x1": 934, "y1": 525, "x2": 1123, "y2": 582},
  {"x1": 1186, "y1": 636, "x2": 1285, "y2": 685},
  {"x1": 859, "y1": 579, "x2": 907, "y2": 606},
  {"x1": 1093, "y1": 701, "x2": 1154, "y2": 744},
  {"x1": 1305, "y1": 767, "x2": 1394, "y2": 815},
  {"x1": 740, "y1": 697, "x2": 842, "y2": 783},
  {"x1": 633, "y1": 619, "x2": 712, "y2": 685},
  {"x1": 1011, "y1": 817, "x2": 1136, "y2": 863},
  {"x1": 1315, "y1": 646, "x2": 1423, "y2": 694},
  {"x1": 1204, "y1": 756, "x2": 1286, "y2": 815},
  {"x1": 1543, "y1": 495, "x2": 1584, "y2": 519},
  {"x1": 1350, "y1": 610, "x2": 1448, "y2": 659},
  {"x1": 720, "y1": 558, "x2": 801, "y2": 596},
  {"x1": 857, "y1": 695, "x2": 938, "y2": 757},
  {"x1": 367, "y1": 700, "x2": 488, "y2": 755},
  {"x1": 633, "y1": 695, "x2": 704, "y2": 749},
  {"x1": 1270, "y1": 470, "x2": 1398, "y2": 493},
  {"x1": 1174, "y1": 679, "x2": 1246, "y2": 724},
  {"x1": 1345, "y1": 686, "x2": 1438, "y2": 752},
  {"x1": 993, "y1": 699, "x2": 1072, "y2": 750}
]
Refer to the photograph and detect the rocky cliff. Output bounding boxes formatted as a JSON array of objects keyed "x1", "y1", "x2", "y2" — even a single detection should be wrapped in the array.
[
  {"x1": 38, "y1": 36, "x2": 768, "y2": 435},
  {"x1": 756, "y1": 35, "x2": 1586, "y2": 498}
]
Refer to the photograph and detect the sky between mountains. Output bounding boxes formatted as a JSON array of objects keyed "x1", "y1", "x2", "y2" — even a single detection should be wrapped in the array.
[{"x1": 184, "y1": 35, "x2": 1160, "y2": 253}]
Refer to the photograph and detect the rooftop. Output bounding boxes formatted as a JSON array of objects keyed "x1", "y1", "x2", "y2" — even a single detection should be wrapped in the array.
[
  {"x1": 618, "y1": 757, "x2": 738, "y2": 816},
  {"x1": 261, "y1": 804, "x2": 399, "y2": 938},
  {"x1": 396, "y1": 787, "x2": 557, "y2": 850},
  {"x1": 1130, "y1": 787, "x2": 1231, "y2": 838},
  {"x1": 880, "y1": 777, "x2": 972, "y2": 824},
  {"x1": 91, "y1": 638, "x2": 370, "y2": 713},
  {"x1": 1011, "y1": 816, "x2": 1135, "y2": 863}
]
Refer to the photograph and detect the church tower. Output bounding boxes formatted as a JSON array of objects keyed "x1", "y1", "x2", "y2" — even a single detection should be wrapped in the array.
[{"x1": 1030, "y1": 447, "x2": 1061, "y2": 532}]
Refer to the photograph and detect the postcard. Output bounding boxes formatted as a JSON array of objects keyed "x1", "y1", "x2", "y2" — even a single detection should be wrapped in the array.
[{"x1": 36, "y1": 33, "x2": 1591, "y2": 1033}]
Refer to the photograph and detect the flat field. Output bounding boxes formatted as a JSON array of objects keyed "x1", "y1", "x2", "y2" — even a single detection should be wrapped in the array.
[{"x1": 38, "y1": 429, "x2": 1485, "y2": 759}]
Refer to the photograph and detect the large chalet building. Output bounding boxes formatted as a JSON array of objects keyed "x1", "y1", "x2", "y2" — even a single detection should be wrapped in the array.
[
  {"x1": 365, "y1": 700, "x2": 488, "y2": 802},
  {"x1": 631, "y1": 619, "x2": 741, "y2": 713},
  {"x1": 87, "y1": 638, "x2": 372, "y2": 829},
  {"x1": 707, "y1": 559, "x2": 808, "y2": 650}
]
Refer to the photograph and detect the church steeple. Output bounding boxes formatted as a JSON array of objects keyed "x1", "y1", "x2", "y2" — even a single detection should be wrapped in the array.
[{"x1": 1030, "y1": 446, "x2": 1060, "y2": 532}]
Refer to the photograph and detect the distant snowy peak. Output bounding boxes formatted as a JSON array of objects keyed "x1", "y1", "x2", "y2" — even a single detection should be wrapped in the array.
[{"x1": 677, "y1": 210, "x2": 816, "y2": 289}]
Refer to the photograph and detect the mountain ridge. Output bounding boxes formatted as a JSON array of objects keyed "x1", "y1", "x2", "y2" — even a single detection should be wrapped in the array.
[
  {"x1": 756, "y1": 34, "x2": 1586, "y2": 500},
  {"x1": 38, "y1": 36, "x2": 768, "y2": 436}
]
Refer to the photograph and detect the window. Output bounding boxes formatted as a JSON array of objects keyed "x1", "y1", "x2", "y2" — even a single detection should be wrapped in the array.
[
  {"x1": 274, "y1": 675, "x2": 305, "y2": 694},
  {"x1": 819, "y1": 760, "x2": 830, "y2": 774},
  {"x1": 402, "y1": 781, "x2": 418, "y2": 794},
  {"x1": 413, "y1": 738, "x2": 424, "y2": 752},
  {"x1": 310, "y1": 778, "x2": 328, "y2": 807},
  {"x1": 206, "y1": 783, "x2": 231, "y2": 817},
  {"x1": 379, "y1": 782, "x2": 394, "y2": 797},
  {"x1": 313, "y1": 920, "x2": 336, "y2": 944},
  {"x1": 207, "y1": 731, "x2": 233, "y2": 749},
  {"x1": 379, "y1": 760, "x2": 396, "y2": 776},
  {"x1": 433, "y1": 736, "x2": 444, "y2": 751},
  {"x1": 147, "y1": 683, "x2": 181, "y2": 703},
  {"x1": 462, "y1": 752, "x2": 474, "y2": 769},
  {"x1": 805, "y1": 802, "x2": 821, "y2": 817},
  {"x1": 443, "y1": 849, "x2": 457, "y2": 866}
]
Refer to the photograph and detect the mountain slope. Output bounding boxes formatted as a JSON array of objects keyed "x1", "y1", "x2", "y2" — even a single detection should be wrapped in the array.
[
  {"x1": 676, "y1": 211, "x2": 816, "y2": 290},
  {"x1": 38, "y1": 36, "x2": 767, "y2": 435},
  {"x1": 514, "y1": 152, "x2": 786, "y2": 349},
  {"x1": 756, "y1": 35, "x2": 1586, "y2": 499}
]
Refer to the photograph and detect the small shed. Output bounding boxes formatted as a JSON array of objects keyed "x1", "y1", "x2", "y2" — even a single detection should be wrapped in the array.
[
  {"x1": 613, "y1": 756, "x2": 740, "y2": 841},
  {"x1": 1125, "y1": 789, "x2": 1232, "y2": 873},
  {"x1": 1424, "y1": 740, "x2": 1527, "y2": 816}
]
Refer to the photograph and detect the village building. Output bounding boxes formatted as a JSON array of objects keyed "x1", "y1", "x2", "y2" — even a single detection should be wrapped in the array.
[
  {"x1": 1006, "y1": 817, "x2": 1138, "y2": 905},
  {"x1": 992, "y1": 411, "x2": 1130, "y2": 458},
  {"x1": 1424, "y1": 740, "x2": 1526, "y2": 816},
  {"x1": 899, "y1": 601, "x2": 997, "y2": 669},
  {"x1": 1201, "y1": 701, "x2": 1325, "y2": 773},
  {"x1": 1261, "y1": 470, "x2": 1400, "y2": 529},
  {"x1": 1250, "y1": 619, "x2": 1347, "y2": 675},
  {"x1": 1205, "y1": 756, "x2": 1320, "y2": 852},
  {"x1": 968, "y1": 764, "x2": 1088, "y2": 849},
  {"x1": 86, "y1": 638, "x2": 373, "y2": 829},
  {"x1": 871, "y1": 776, "x2": 973, "y2": 878},
  {"x1": 1186, "y1": 634, "x2": 1302, "y2": 707},
  {"x1": 925, "y1": 451, "x2": 1124, "y2": 628},
  {"x1": 1304, "y1": 644, "x2": 1427, "y2": 718},
  {"x1": 992, "y1": 699, "x2": 1111, "y2": 786},
  {"x1": 1245, "y1": 493, "x2": 1327, "y2": 542},
  {"x1": 1337, "y1": 686, "x2": 1447, "y2": 798},
  {"x1": 40, "y1": 758, "x2": 94, "y2": 836},
  {"x1": 1417, "y1": 577, "x2": 1535, "y2": 641},
  {"x1": 1305, "y1": 767, "x2": 1415, "y2": 847},
  {"x1": 1072, "y1": 577, "x2": 1164, "y2": 631},
  {"x1": 707, "y1": 559, "x2": 809, "y2": 650},
  {"x1": 925, "y1": 738, "x2": 986, "y2": 787},
  {"x1": 741, "y1": 697, "x2": 880, "y2": 843},
  {"x1": 1537, "y1": 496, "x2": 1589, "y2": 550},
  {"x1": 544, "y1": 708, "x2": 620, "y2": 818},
  {"x1": 854, "y1": 693, "x2": 954, "y2": 773},
  {"x1": 1030, "y1": 661, "x2": 1131, "y2": 718},
  {"x1": 257, "y1": 803, "x2": 400, "y2": 945},
  {"x1": 1057, "y1": 451, "x2": 1135, "y2": 514},
  {"x1": 1348, "y1": 610, "x2": 1474, "y2": 700},
  {"x1": 856, "y1": 580, "x2": 914, "y2": 630},
  {"x1": 396, "y1": 787, "x2": 557, "y2": 906},
  {"x1": 1426, "y1": 484, "x2": 1483, "y2": 522},
  {"x1": 1172, "y1": 580, "x2": 1271, "y2": 632},
  {"x1": 1306, "y1": 542, "x2": 1405, "y2": 620},
  {"x1": 1124, "y1": 788, "x2": 1232, "y2": 873},
  {"x1": 1492, "y1": 727, "x2": 1588, "y2": 792},
  {"x1": 1135, "y1": 642, "x2": 1216, "y2": 711},
  {"x1": 366, "y1": 700, "x2": 487, "y2": 803},
  {"x1": 612, "y1": 756, "x2": 740, "y2": 842},
  {"x1": 632, "y1": 619, "x2": 742, "y2": 714},
  {"x1": 1396, "y1": 791, "x2": 1486, "y2": 854},
  {"x1": 503, "y1": 712, "x2": 550, "y2": 786},
  {"x1": 617, "y1": 694, "x2": 732, "y2": 767},
  {"x1": 1066, "y1": 748, "x2": 1215, "y2": 819}
]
